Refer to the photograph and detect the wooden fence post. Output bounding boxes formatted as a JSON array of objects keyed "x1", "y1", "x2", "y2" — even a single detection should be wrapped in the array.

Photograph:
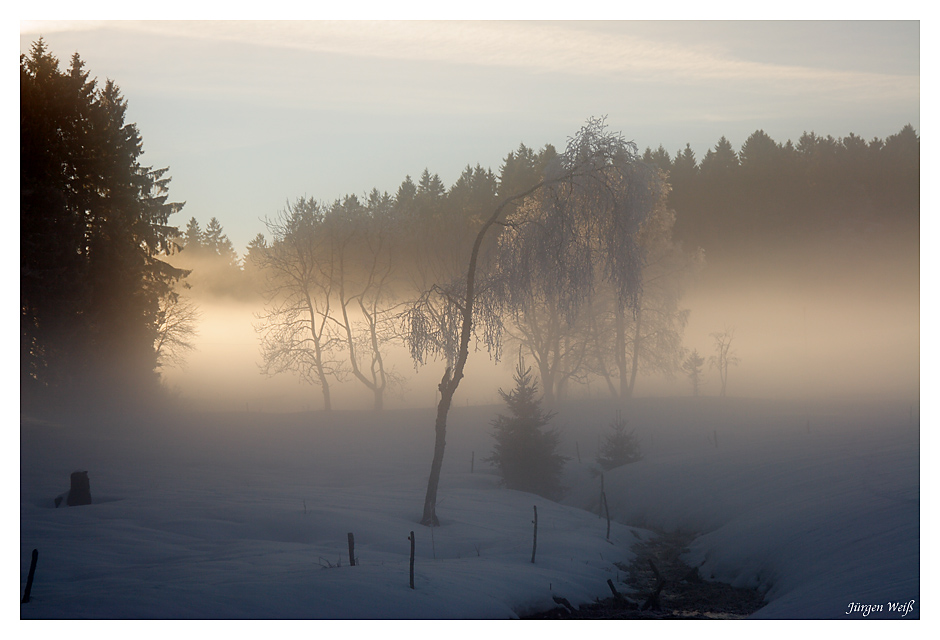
[
  {"x1": 601, "y1": 491, "x2": 611, "y2": 540},
  {"x1": 531, "y1": 505, "x2": 538, "y2": 564},
  {"x1": 347, "y1": 532, "x2": 356, "y2": 567},
  {"x1": 408, "y1": 531, "x2": 415, "y2": 589},
  {"x1": 22, "y1": 549, "x2": 38, "y2": 604}
]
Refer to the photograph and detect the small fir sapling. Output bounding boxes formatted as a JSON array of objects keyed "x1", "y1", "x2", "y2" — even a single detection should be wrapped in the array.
[
  {"x1": 596, "y1": 411, "x2": 643, "y2": 471},
  {"x1": 486, "y1": 360, "x2": 568, "y2": 500},
  {"x1": 681, "y1": 349, "x2": 705, "y2": 396}
]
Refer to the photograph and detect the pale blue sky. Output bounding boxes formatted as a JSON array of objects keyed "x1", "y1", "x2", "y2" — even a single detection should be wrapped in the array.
[{"x1": 19, "y1": 19, "x2": 920, "y2": 254}]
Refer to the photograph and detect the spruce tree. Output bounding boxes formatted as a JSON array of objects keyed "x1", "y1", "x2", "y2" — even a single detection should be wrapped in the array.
[
  {"x1": 596, "y1": 411, "x2": 642, "y2": 471},
  {"x1": 682, "y1": 349, "x2": 705, "y2": 396},
  {"x1": 203, "y1": 216, "x2": 239, "y2": 266},
  {"x1": 487, "y1": 360, "x2": 568, "y2": 500},
  {"x1": 182, "y1": 217, "x2": 204, "y2": 253}
]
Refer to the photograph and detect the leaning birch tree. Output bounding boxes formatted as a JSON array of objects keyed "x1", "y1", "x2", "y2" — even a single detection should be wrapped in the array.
[{"x1": 405, "y1": 117, "x2": 663, "y2": 525}]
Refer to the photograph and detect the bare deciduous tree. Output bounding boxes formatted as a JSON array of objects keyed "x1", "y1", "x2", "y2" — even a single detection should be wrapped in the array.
[
  {"x1": 406, "y1": 117, "x2": 662, "y2": 526},
  {"x1": 588, "y1": 208, "x2": 702, "y2": 398},
  {"x1": 709, "y1": 329, "x2": 740, "y2": 397},
  {"x1": 255, "y1": 198, "x2": 343, "y2": 411},
  {"x1": 154, "y1": 287, "x2": 200, "y2": 370},
  {"x1": 503, "y1": 296, "x2": 592, "y2": 405},
  {"x1": 326, "y1": 198, "x2": 402, "y2": 410}
]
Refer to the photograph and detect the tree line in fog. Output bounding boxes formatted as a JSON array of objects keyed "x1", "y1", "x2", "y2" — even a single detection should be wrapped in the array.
[
  {"x1": 219, "y1": 134, "x2": 695, "y2": 411},
  {"x1": 20, "y1": 39, "x2": 918, "y2": 411},
  {"x1": 646, "y1": 126, "x2": 919, "y2": 253}
]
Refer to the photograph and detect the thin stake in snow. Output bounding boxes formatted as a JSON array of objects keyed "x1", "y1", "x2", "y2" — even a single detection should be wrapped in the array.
[
  {"x1": 601, "y1": 491, "x2": 611, "y2": 540},
  {"x1": 22, "y1": 549, "x2": 38, "y2": 604},
  {"x1": 408, "y1": 531, "x2": 415, "y2": 590},
  {"x1": 642, "y1": 559, "x2": 665, "y2": 611},
  {"x1": 607, "y1": 578, "x2": 622, "y2": 600},
  {"x1": 531, "y1": 505, "x2": 538, "y2": 564},
  {"x1": 347, "y1": 532, "x2": 355, "y2": 567},
  {"x1": 576, "y1": 441, "x2": 581, "y2": 464}
]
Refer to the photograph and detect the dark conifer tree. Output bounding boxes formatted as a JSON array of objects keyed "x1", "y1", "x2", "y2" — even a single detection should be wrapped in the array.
[
  {"x1": 183, "y1": 217, "x2": 204, "y2": 254},
  {"x1": 700, "y1": 135, "x2": 739, "y2": 177},
  {"x1": 596, "y1": 411, "x2": 642, "y2": 471},
  {"x1": 366, "y1": 188, "x2": 394, "y2": 218},
  {"x1": 203, "y1": 216, "x2": 239, "y2": 266},
  {"x1": 681, "y1": 349, "x2": 705, "y2": 397},
  {"x1": 880, "y1": 123, "x2": 919, "y2": 219},
  {"x1": 668, "y1": 143, "x2": 699, "y2": 241},
  {"x1": 486, "y1": 360, "x2": 568, "y2": 500},
  {"x1": 395, "y1": 175, "x2": 417, "y2": 212},
  {"x1": 642, "y1": 145, "x2": 672, "y2": 174},
  {"x1": 21, "y1": 38, "x2": 186, "y2": 404},
  {"x1": 417, "y1": 169, "x2": 446, "y2": 200}
]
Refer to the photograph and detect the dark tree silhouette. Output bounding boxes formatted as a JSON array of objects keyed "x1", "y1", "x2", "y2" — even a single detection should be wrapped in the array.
[
  {"x1": 596, "y1": 411, "x2": 642, "y2": 471},
  {"x1": 324, "y1": 195, "x2": 402, "y2": 410},
  {"x1": 709, "y1": 329, "x2": 740, "y2": 397},
  {"x1": 681, "y1": 349, "x2": 705, "y2": 396},
  {"x1": 487, "y1": 360, "x2": 567, "y2": 500},
  {"x1": 587, "y1": 207, "x2": 700, "y2": 399},
  {"x1": 255, "y1": 198, "x2": 342, "y2": 411},
  {"x1": 182, "y1": 217, "x2": 205, "y2": 254},
  {"x1": 154, "y1": 288, "x2": 200, "y2": 370},
  {"x1": 669, "y1": 126, "x2": 918, "y2": 252},
  {"x1": 405, "y1": 117, "x2": 662, "y2": 526},
  {"x1": 171, "y1": 216, "x2": 246, "y2": 299},
  {"x1": 642, "y1": 145, "x2": 673, "y2": 174},
  {"x1": 21, "y1": 38, "x2": 186, "y2": 404},
  {"x1": 202, "y1": 216, "x2": 239, "y2": 267}
]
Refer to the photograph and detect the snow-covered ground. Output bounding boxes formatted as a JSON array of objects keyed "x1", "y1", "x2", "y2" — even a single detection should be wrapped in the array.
[
  {"x1": 559, "y1": 397, "x2": 920, "y2": 619},
  {"x1": 19, "y1": 395, "x2": 919, "y2": 621}
]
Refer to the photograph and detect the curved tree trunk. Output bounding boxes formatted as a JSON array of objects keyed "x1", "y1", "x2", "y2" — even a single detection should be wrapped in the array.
[
  {"x1": 420, "y1": 180, "x2": 550, "y2": 527},
  {"x1": 421, "y1": 369, "x2": 454, "y2": 526}
]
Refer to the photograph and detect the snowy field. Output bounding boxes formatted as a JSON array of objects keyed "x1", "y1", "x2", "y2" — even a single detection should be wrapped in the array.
[{"x1": 19, "y1": 395, "x2": 919, "y2": 622}]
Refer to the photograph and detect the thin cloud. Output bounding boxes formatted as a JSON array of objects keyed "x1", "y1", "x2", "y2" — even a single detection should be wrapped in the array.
[
  {"x1": 20, "y1": 20, "x2": 918, "y2": 108},
  {"x1": 104, "y1": 20, "x2": 918, "y2": 100}
]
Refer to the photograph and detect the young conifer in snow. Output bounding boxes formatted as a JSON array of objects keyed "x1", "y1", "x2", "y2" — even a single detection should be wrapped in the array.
[
  {"x1": 682, "y1": 349, "x2": 705, "y2": 396},
  {"x1": 596, "y1": 411, "x2": 643, "y2": 471},
  {"x1": 487, "y1": 360, "x2": 568, "y2": 500}
]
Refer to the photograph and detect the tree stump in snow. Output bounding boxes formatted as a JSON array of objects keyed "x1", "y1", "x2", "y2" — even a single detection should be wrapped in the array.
[{"x1": 67, "y1": 471, "x2": 92, "y2": 506}]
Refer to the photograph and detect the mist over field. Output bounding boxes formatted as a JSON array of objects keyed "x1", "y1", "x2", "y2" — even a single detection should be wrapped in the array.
[{"x1": 159, "y1": 224, "x2": 918, "y2": 412}]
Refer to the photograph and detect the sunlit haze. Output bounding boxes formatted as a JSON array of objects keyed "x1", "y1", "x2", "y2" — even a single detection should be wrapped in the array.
[{"x1": 18, "y1": 17, "x2": 920, "y2": 411}]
